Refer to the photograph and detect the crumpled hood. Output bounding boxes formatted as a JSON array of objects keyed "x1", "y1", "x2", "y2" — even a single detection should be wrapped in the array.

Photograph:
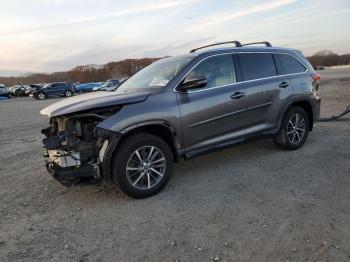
[{"x1": 40, "y1": 91, "x2": 151, "y2": 117}]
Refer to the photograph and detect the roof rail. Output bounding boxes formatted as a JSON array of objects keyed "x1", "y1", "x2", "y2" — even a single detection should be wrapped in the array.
[
  {"x1": 190, "y1": 41, "x2": 242, "y2": 53},
  {"x1": 242, "y1": 41, "x2": 272, "y2": 47}
]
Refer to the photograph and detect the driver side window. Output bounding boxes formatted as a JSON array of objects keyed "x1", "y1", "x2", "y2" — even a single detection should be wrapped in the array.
[{"x1": 188, "y1": 54, "x2": 236, "y2": 90}]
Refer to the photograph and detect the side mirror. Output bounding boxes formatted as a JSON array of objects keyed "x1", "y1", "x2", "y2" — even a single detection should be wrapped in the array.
[{"x1": 179, "y1": 74, "x2": 207, "y2": 91}]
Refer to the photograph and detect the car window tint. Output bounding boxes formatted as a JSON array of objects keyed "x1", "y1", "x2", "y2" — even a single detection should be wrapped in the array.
[
  {"x1": 278, "y1": 54, "x2": 306, "y2": 74},
  {"x1": 188, "y1": 54, "x2": 235, "y2": 89},
  {"x1": 238, "y1": 53, "x2": 277, "y2": 81}
]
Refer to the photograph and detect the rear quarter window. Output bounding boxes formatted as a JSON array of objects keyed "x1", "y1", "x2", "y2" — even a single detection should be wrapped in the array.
[
  {"x1": 238, "y1": 53, "x2": 277, "y2": 81},
  {"x1": 277, "y1": 54, "x2": 306, "y2": 74}
]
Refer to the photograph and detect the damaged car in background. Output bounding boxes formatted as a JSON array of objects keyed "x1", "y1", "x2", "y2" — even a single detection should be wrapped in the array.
[
  {"x1": 0, "y1": 84, "x2": 11, "y2": 98},
  {"x1": 41, "y1": 41, "x2": 321, "y2": 199}
]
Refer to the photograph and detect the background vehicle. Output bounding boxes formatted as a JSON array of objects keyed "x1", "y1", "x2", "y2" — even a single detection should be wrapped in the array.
[
  {"x1": 9, "y1": 84, "x2": 26, "y2": 96},
  {"x1": 40, "y1": 41, "x2": 321, "y2": 198},
  {"x1": 93, "y1": 79, "x2": 119, "y2": 91},
  {"x1": 33, "y1": 82, "x2": 75, "y2": 100},
  {"x1": 75, "y1": 82, "x2": 102, "y2": 92},
  {"x1": 25, "y1": 84, "x2": 45, "y2": 96},
  {"x1": 100, "y1": 78, "x2": 129, "y2": 92},
  {"x1": 0, "y1": 84, "x2": 11, "y2": 98}
]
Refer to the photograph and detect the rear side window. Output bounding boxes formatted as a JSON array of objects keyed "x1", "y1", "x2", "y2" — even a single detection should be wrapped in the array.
[
  {"x1": 277, "y1": 54, "x2": 306, "y2": 74},
  {"x1": 238, "y1": 53, "x2": 277, "y2": 81}
]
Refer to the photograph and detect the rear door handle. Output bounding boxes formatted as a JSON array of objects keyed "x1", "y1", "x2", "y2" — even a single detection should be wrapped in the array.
[
  {"x1": 279, "y1": 81, "x2": 289, "y2": 88},
  {"x1": 231, "y1": 91, "x2": 245, "y2": 99}
]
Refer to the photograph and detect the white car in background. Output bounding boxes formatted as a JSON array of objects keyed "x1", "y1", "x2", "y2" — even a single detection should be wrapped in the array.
[{"x1": 95, "y1": 78, "x2": 128, "y2": 92}]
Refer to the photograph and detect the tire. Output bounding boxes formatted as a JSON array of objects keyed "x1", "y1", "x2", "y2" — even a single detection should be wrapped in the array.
[
  {"x1": 37, "y1": 92, "x2": 47, "y2": 100},
  {"x1": 111, "y1": 133, "x2": 174, "y2": 199},
  {"x1": 65, "y1": 90, "x2": 73, "y2": 97},
  {"x1": 274, "y1": 106, "x2": 310, "y2": 150}
]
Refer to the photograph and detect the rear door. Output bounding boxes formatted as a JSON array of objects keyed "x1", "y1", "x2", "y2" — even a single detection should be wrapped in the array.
[
  {"x1": 275, "y1": 53, "x2": 308, "y2": 94},
  {"x1": 176, "y1": 54, "x2": 247, "y2": 152},
  {"x1": 236, "y1": 52, "x2": 293, "y2": 136}
]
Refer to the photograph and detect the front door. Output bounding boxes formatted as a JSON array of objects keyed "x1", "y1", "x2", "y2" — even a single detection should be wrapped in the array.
[{"x1": 176, "y1": 54, "x2": 247, "y2": 152}]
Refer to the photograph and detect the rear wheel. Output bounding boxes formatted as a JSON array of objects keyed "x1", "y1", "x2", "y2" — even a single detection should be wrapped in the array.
[
  {"x1": 274, "y1": 106, "x2": 309, "y2": 150},
  {"x1": 111, "y1": 133, "x2": 174, "y2": 199},
  {"x1": 37, "y1": 92, "x2": 46, "y2": 100}
]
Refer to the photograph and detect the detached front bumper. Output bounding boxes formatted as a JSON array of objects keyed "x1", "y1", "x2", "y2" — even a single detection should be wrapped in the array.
[{"x1": 46, "y1": 161, "x2": 100, "y2": 186}]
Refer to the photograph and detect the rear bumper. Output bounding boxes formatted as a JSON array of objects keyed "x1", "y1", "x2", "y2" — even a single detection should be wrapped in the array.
[
  {"x1": 46, "y1": 162, "x2": 99, "y2": 186},
  {"x1": 313, "y1": 94, "x2": 321, "y2": 122}
]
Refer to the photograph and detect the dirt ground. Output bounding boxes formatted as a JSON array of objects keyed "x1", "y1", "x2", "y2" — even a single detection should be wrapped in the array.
[{"x1": 0, "y1": 69, "x2": 349, "y2": 262}]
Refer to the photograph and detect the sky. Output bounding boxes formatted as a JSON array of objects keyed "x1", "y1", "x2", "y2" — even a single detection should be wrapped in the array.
[{"x1": 0, "y1": 0, "x2": 349, "y2": 76}]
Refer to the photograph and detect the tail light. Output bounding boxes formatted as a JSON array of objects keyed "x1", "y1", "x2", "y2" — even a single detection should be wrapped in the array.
[
  {"x1": 311, "y1": 73, "x2": 321, "y2": 91},
  {"x1": 312, "y1": 73, "x2": 321, "y2": 82}
]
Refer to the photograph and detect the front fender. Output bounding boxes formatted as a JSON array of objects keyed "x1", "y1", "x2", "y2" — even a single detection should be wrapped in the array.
[{"x1": 96, "y1": 90, "x2": 182, "y2": 142}]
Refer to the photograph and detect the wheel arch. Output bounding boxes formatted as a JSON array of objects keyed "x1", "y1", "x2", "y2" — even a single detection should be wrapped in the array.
[
  {"x1": 101, "y1": 121, "x2": 182, "y2": 181},
  {"x1": 289, "y1": 100, "x2": 314, "y2": 131},
  {"x1": 279, "y1": 99, "x2": 314, "y2": 132},
  {"x1": 119, "y1": 121, "x2": 182, "y2": 161}
]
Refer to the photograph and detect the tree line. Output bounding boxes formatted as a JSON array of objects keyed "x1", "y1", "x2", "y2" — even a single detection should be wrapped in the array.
[
  {"x1": 1, "y1": 50, "x2": 349, "y2": 86},
  {"x1": 307, "y1": 50, "x2": 350, "y2": 67},
  {"x1": 0, "y1": 58, "x2": 159, "y2": 86}
]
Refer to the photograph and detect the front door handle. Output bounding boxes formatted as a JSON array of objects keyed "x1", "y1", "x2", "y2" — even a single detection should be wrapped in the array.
[
  {"x1": 279, "y1": 81, "x2": 289, "y2": 88},
  {"x1": 231, "y1": 91, "x2": 245, "y2": 99}
]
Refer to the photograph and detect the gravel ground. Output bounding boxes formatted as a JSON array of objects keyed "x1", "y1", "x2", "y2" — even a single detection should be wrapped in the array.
[{"x1": 0, "y1": 69, "x2": 349, "y2": 262}]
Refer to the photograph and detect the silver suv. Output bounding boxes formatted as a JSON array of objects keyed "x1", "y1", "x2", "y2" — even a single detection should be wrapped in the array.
[{"x1": 40, "y1": 41, "x2": 321, "y2": 198}]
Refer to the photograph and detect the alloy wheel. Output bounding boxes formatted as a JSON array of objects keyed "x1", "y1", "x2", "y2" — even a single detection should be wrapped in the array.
[
  {"x1": 287, "y1": 113, "x2": 306, "y2": 144},
  {"x1": 126, "y1": 146, "x2": 166, "y2": 190},
  {"x1": 38, "y1": 93, "x2": 45, "y2": 100}
]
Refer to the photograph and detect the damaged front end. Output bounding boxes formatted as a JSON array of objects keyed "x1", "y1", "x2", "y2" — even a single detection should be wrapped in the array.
[{"x1": 41, "y1": 107, "x2": 119, "y2": 186}]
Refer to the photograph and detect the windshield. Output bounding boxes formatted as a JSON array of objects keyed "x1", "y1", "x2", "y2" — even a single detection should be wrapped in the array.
[
  {"x1": 42, "y1": 84, "x2": 51, "y2": 89},
  {"x1": 118, "y1": 55, "x2": 193, "y2": 92}
]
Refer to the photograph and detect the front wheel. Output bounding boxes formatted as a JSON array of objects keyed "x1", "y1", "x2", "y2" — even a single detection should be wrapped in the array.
[
  {"x1": 274, "y1": 106, "x2": 310, "y2": 150},
  {"x1": 111, "y1": 133, "x2": 174, "y2": 199},
  {"x1": 65, "y1": 90, "x2": 73, "y2": 97},
  {"x1": 37, "y1": 92, "x2": 47, "y2": 100}
]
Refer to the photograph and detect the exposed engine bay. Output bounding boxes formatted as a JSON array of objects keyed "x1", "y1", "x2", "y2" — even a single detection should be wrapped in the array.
[{"x1": 41, "y1": 107, "x2": 120, "y2": 185}]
